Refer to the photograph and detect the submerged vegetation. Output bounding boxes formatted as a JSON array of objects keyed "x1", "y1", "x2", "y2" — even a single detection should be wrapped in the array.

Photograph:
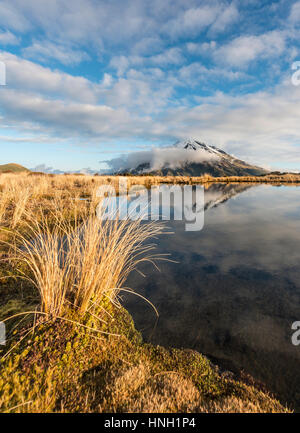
[{"x1": 0, "y1": 173, "x2": 292, "y2": 413}]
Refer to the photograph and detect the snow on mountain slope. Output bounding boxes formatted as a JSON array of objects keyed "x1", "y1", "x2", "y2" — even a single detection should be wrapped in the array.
[
  {"x1": 174, "y1": 138, "x2": 223, "y2": 155},
  {"x1": 112, "y1": 138, "x2": 267, "y2": 176},
  {"x1": 122, "y1": 138, "x2": 268, "y2": 177}
]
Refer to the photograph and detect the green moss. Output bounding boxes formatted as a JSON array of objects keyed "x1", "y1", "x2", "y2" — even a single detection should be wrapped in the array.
[{"x1": 0, "y1": 302, "x2": 290, "y2": 413}]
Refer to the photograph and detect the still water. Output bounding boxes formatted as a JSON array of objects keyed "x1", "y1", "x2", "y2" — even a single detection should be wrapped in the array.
[{"x1": 124, "y1": 183, "x2": 300, "y2": 410}]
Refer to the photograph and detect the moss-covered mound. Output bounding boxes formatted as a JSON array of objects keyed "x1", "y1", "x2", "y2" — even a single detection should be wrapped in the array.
[{"x1": 0, "y1": 305, "x2": 290, "y2": 413}]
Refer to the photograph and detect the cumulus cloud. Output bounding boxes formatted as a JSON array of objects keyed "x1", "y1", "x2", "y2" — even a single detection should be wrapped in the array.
[
  {"x1": 0, "y1": 88, "x2": 147, "y2": 138},
  {"x1": 109, "y1": 47, "x2": 184, "y2": 77},
  {"x1": 149, "y1": 47, "x2": 184, "y2": 66},
  {"x1": 162, "y1": 3, "x2": 238, "y2": 38},
  {"x1": 186, "y1": 40, "x2": 217, "y2": 55},
  {"x1": 1, "y1": 44, "x2": 300, "y2": 170},
  {"x1": 101, "y1": 73, "x2": 113, "y2": 88},
  {"x1": 178, "y1": 62, "x2": 246, "y2": 85},
  {"x1": 0, "y1": 51, "x2": 98, "y2": 103},
  {"x1": 0, "y1": 1, "x2": 300, "y2": 171},
  {"x1": 109, "y1": 56, "x2": 131, "y2": 77},
  {"x1": 212, "y1": 31, "x2": 286, "y2": 67},
  {"x1": 289, "y1": 1, "x2": 300, "y2": 23},
  {"x1": 0, "y1": 30, "x2": 19, "y2": 45},
  {"x1": 0, "y1": 3, "x2": 30, "y2": 32},
  {"x1": 154, "y1": 81, "x2": 300, "y2": 168},
  {"x1": 103, "y1": 145, "x2": 219, "y2": 172},
  {"x1": 22, "y1": 41, "x2": 89, "y2": 65},
  {"x1": 1, "y1": 42, "x2": 300, "y2": 171},
  {"x1": 209, "y1": 3, "x2": 239, "y2": 34},
  {"x1": 0, "y1": 50, "x2": 172, "y2": 134},
  {"x1": 0, "y1": 1, "x2": 239, "y2": 48},
  {"x1": 132, "y1": 36, "x2": 164, "y2": 56}
]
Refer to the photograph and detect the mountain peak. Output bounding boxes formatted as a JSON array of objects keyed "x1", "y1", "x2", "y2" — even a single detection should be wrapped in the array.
[
  {"x1": 174, "y1": 138, "x2": 204, "y2": 150},
  {"x1": 117, "y1": 138, "x2": 268, "y2": 177},
  {"x1": 174, "y1": 138, "x2": 225, "y2": 156}
]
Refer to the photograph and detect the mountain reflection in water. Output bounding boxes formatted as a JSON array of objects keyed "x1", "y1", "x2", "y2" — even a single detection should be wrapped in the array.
[{"x1": 124, "y1": 183, "x2": 300, "y2": 411}]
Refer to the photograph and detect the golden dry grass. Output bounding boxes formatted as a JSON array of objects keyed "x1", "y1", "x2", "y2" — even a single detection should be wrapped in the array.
[
  {"x1": 0, "y1": 172, "x2": 167, "y2": 335},
  {"x1": 9, "y1": 214, "x2": 163, "y2": 318},
  {"x1": 0, "y1": 170, "x2": 299, "y2": 323},
  {"x1": 0, "y1": 174, "x2": 165, "y2": 324},
  {"x1": 1, "y1": 170, "x2": 299, "y2": 228},
  {"x1": 0, "y1": 171, "x2": 294, "y2": 413}
]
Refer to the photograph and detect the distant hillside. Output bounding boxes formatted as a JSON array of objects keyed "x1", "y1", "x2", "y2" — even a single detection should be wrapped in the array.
[{"x1": 0, "y1": 163, "x2": 30, "y2": 173}]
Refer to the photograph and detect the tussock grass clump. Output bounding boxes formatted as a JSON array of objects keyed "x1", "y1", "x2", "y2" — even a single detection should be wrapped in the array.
[{"x1": 7, "y1": 212, "x2": 164, "y2": 320}]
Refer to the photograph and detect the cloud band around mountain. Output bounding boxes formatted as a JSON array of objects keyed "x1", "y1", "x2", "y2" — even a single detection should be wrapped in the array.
[{"x1": 103, "y1": 144, "x2": 219, "y2": 173}]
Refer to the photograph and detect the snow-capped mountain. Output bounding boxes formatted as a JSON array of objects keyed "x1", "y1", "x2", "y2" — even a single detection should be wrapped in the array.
[
  {"x1": 123, "y1": 138, "x2": 267, "y2": 177},
  {"x1": 174, "y1": 138, "x2": 225, "y2": 155}
]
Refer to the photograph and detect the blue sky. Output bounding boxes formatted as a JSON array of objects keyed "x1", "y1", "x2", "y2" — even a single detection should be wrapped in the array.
[{"x1": 0, "y1": 0, "x2": 300, "y2": 172}]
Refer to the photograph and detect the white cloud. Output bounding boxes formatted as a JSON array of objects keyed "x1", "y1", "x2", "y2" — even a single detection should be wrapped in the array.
[
  {"x1": 149, "y1": 47, "x2": 184, "y2": 66},
  {"x1": 104, "y1": 75, "x2": 173, "y2": 113},
  {"x1": 0, "y1": 51, "x2": 98, "y2": 103},
  {"x1": 1, "y1": 46, "x2": 300, "y2": 170},
  {"x1": 213, "y1": 31, "x2": 286, "y2": 67},
  {"x1": 109, "y1": 48, "x2": 184, "y2": 76},
  {"x1": 22, "y1": 41, "x2": 89, "y2": 65},
  {"x1": 162, "y1": 3, "x2": 238, "y2": 38},
  {"x1": 0, "y1": 0, "x2": 157, "y2": 48},
  {"x1": 109, "y1": 56, "x2": 130, "y2": 76},
  {"x1": 0, "y1": 3, "x2": 30, "y2": 31},
  {"x1": 289, "y1": 1, "x2": 300, "y2": 23},
  {"x1": 0, "y1": 50, "x2": 173, "y2": 118},
  {"x1": 0, "y1": 86, "x2": 152, "y2": 140},
  {"x1": 0, "y1": 1, "x2": 240, "y2": 56},
  {"x1": 1, "y1": 72, "x2": 300, "y2": 169},
  {"x1": 209, "y1": 3, "x2": 239, "y2": 34},
  {"x1": 104, "y1": 145, "x2": 219, "y2": 172},
  {"x1": 31, "y1": 164, "x2": 64, "y2": 174},
  {"x1": 178, "y1": 62, "x2": 246, "y2": 85},
  {"x1": 0, "y1": 30, "x2": 19, "y2": 45},
  {"x1": 0, "y1": 134, "x2": 61, "y2": 144},
  {"x1": 153, "y1": 81, "x2": 300, "y2": 167},
  {"x1": 0, "y1": 0, "x2": 299, "y2": 174},
  {"x1": 132, "y1": 36, "x2": 164, "y2": 55},
  {"x1": 186, "y1": 40, "x2": 217, "y2": 55},
  {"x1": 101, "y1": 73, "x2": 113, "y2": 88},
  {"x1": 31, "y1": 163, "x2": 98, "y2": 174}
]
